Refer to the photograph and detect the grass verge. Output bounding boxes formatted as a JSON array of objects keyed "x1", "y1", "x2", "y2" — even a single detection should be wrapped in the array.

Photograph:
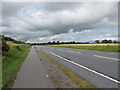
[
  {"x1": 46, "y1": 45, "x2": 119, "y2": 52},
  {"x1": 2, "y1": 45, "x2": 31, "y2": 88},
  {"x1": 40, "y1": 50, "x2": 94, "y2": 88}
]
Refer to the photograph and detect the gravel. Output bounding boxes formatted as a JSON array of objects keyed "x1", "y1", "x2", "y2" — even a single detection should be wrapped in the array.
[{"x1": 37, "y1": 50, "x2": 78, "y2": 88}]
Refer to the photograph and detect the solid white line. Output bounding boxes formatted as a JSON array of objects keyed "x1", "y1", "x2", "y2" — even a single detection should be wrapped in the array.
[
  {"x1": 48, "y1": 51, "x2": 120, "y2": 84},
  {"x1": 93, "y1": 55, "x2": 119, "y2": 61}
]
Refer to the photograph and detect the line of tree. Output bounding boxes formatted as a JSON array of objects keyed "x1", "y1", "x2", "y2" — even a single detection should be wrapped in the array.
[
  {"x1": 31, "y1": 41, "x2": 90, "y2": 45},
  {"x1": 31, "y1": 39, "x2": 119, "y2": 45},
  {"x1": 95, "y1": 39, "x2": 119, "y2": 43}
]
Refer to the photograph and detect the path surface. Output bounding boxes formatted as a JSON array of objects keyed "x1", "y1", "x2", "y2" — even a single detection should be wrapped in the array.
[
  {"x1": 36, "y1": 46, "x2": 119, "y2": 88},
  {"x1": 13, "y1": 47, "x2": 55, "y2": 88}
]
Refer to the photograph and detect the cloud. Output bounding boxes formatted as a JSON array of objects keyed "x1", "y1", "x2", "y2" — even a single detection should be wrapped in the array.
[
  {"x1": 36, "y1": 28, "x2": 118, "y2": 43},
  {"x1": 2, "y1": 2, "x2": 118, "y2": 42},
  {"x1": 2, "y1": 3, "x2": 37, "y2": 17},
  {"x1": 1, "y1": 0, "x2": 119, "y2": 2}
]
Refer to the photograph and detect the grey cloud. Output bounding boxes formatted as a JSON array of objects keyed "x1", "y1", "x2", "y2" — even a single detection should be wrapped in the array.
[
  {"x1": 2, "y1": 2, "x2": 118, "y2": 42},
  {"x1": 37, "y1": 28, "x2": 118, "y2": 43},
  {"x1": 3, "y1": 26, "x2": 52, "y2": 41},
  {"x1": 2, "y1": 2, "x2": 36, "y2": 16},
  {"x1": 42, "y1": 2, "x2": 82, "y2": 11}
]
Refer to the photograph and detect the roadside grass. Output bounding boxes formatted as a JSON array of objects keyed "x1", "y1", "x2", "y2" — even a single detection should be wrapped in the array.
[
  {"x1": 6, "y1": 41, "x2": 24, "y2": 49},
  {"x1": 2, "y1": 45, "x2": 31, "y2": 88},
  {"x1": 40, "y1": 50, "x2": 94, "y2": 88},
  {"x1": 46, "y1": 44, "x2": 119, "y2": 52},
  {"x1": 6, "y1": 41, "x2": 18, "y2": 46},
  {"x1": 0, "y1": 55, "x2": 2, "y2": 88}
]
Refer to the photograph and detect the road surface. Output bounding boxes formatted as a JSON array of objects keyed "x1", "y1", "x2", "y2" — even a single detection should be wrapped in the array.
[
  {"x1": 36, "y1": 46, "x2": 119, "y2": 88},
  {"x1": 13, "y1": 47, "x2": 55, "y2": 88}
]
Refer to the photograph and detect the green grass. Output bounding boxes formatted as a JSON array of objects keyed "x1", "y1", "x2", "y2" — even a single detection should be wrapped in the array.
[
  {"x1": 40, "y1": 50, "x2": 94, "y2": 88},
  {"x1": 6, "y1": 41, "x2": 18, "y2": 46},
  {"x1": 0, "y1": 55, "x2": 2, "y2": 88},
  {"x1": 2, "y1": 45, "x2": 31, "y2": 88},
  {"x1": 47, "y1": 45, "x2": 119, "y2": 52}
]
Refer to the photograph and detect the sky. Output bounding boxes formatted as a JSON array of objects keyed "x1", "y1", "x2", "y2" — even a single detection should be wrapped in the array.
[{"x1": 1, "y1": 1, "x2": 119, "y2": 43}]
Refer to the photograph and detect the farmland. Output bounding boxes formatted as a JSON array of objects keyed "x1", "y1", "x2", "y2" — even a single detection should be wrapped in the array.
[{"x1": 45, "y1": 43, "x2": 119, "y2": 52}]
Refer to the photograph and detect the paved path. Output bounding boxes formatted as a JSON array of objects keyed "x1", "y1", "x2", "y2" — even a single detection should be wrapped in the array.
[
  {"x1": 36, "y1": 46, "x2": 119, "y2": 88},
  {"x1": 13, "y1": 47, "x2": 55, "y2": 88}
]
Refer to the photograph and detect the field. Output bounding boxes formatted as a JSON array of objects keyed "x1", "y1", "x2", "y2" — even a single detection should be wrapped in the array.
[
  {"x1": 2, "y1": 42, "x2": 31, "y2": 88},
  {"x1": 46, "y1": 43, "x2": 119, "y2": 52}
]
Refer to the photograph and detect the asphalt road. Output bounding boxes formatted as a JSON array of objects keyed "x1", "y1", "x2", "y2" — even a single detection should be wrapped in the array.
[
  {"x1": 36, "y1": 46, "x2": 120, "y2": 88},
  {"x1": 13, "y1": 47, "x2": 55, "y2": 88}
]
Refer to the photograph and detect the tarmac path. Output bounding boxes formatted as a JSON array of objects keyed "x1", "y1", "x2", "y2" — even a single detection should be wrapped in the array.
[{"x1": 13, "y1": 47, "x2": 55, "y2": 88}]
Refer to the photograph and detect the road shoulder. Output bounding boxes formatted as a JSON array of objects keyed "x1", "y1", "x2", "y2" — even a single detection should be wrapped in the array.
[{"x1": 36, "y1": 49, "x2": 93, "y2": 88}]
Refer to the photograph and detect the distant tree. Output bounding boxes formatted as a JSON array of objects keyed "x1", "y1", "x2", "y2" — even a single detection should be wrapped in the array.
[
  {"x1": 101, "y1": 39, "x2": 108, "y2": 43},
  {"x1": 48, "y1": 42, "x2": 51, "y2": 44},
  {"x1": 65, "y1": 42, "x2": 70, "y2": 44},
  {"x1": 73, "y1": 41, "x2": 75, "y2": 44},
  {"x1": 95, "y1": 40, "x2": 100, "y2": 43},
  {"x1": 61, "y1": 42, "x2": 64, "y2": 44},
  {"x1": 76, "y1": 42, "x2": 81, "y2": 44},
  {"x1": 113, "y1": 40, "x2": 118, "y2": 43},
  {"x1": 57, "y1": 41, "x2": 59, "y2": 44},
  {"x1": 52, "y1": 41, "x2": 56, "y2": 44},
  {"x1": 86, "y1": 42, "x2": 90, "y2": 44},
  {"x1": 108, "y1": 40, "x2": 112, "y2": 43}
]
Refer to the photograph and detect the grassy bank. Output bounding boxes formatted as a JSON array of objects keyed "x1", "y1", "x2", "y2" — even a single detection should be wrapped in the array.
[
  {"x1": 2, "y1": 45, "x2": 31, "y2": 88},
  {"x1": 40, "y1": 50, "x2": 94, "y2": 88},
  {"x1": 46, "y1": 44, "x2": 119, "y2": 52}
]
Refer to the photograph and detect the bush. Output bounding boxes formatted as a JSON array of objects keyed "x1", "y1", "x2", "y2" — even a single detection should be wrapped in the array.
[
  {"x1": 2, "y1": 41, "x2": 9, "y2": 52},
  {"x1": 16, "y1": 46, "x2": 22, "y2": 51}
]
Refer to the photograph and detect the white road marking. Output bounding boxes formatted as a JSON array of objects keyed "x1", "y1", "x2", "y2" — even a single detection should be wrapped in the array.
[
  {"x1": 68, "y1": 51, "x2": 75, "y2": 53},
  {"x1": 93, "y1": 55, "x2": 119, "y2": 61},
  {"x1": 68, "y1": 51, "x2": 81, "y2": 54},
  {"x1": 109, "y1": 53, "x2": 114, "y2": 54},
  {"x1": 48, "y1": 51, "x2": 120, "y2": 84},
  {"x1": 46, "y1": 75, "x2": 49, "y2": 77},
  {"x1": 77, "y1": 52, "x2": 81, "y2": 54}
]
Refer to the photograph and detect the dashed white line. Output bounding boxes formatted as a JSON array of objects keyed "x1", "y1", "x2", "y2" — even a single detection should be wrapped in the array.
[
  {"x1": 68, "y1": 51, "x2": 81, "y2": 54},
  {"x1": 109, "y1": 53, "x2": 114, "y2": 54},
  {"x1": 68, "y1": 51, "x2": 75, "y2": 53},
  {"x1": 76, "y1": 52, "x2": 81, "y2": 54},
  {"x1": 48, "y1": 51, "x2": 120, "y2": 84},
  {"x1": 93, "y1": 55, "x2": 119, "y2": 61}
]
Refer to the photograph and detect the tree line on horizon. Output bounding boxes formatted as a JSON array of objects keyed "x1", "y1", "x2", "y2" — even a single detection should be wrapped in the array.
[{"x1": 31, "y1": 39, "x2": 119, "y2": 45}]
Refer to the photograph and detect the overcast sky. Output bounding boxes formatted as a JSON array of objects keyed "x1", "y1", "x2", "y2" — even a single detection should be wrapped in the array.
[{"x1": 1, "y1": 1, "x2": 118, "y2": 43}]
